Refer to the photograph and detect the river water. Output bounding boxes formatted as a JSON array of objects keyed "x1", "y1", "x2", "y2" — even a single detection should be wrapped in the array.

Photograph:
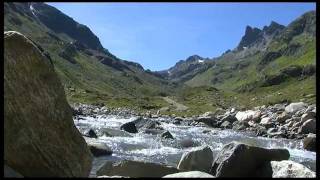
[{"x1": 73, "y1": 114, "x2": 316, "y2": 176}]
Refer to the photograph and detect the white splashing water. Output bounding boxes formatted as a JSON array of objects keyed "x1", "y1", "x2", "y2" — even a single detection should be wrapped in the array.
[{"x1": 74, "y1": 115, "x2": 316, "y2": 174}]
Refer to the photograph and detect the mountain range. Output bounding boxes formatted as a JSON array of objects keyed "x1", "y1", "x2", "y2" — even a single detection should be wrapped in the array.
[{"x1": 4, "y1": 2, "x2": 316, "y2": 116}]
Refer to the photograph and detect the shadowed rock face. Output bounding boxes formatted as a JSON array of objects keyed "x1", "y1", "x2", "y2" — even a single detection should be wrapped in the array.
[
  {"x1": 30, "y1": 2, "x2": 104, "y2": 51},
  {"x1": 4, "y1": 31, "x2": 92, "y2": 177},
  {"x1": 237, "y1": 26, "x2": 262, "y2": 50},
  {"x1": 96, "y1": 160, "x2": 180, "y2": 177}
]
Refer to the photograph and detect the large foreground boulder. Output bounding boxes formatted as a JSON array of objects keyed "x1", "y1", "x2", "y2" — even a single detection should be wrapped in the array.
[
  {"x1": 163, "y1": 171, "x2": 215, "y2": 178},
  {"x1": 96, "y1": 160, "x2": 179, "y2": 177},
  {"x1": 210, "y1": 141, "x2": 289, "y2": 177},
  {"x1": 269, "y1": 160, "x2": 316, "y2": 178},
  {"x1": 4, "y1": 31, "x2": 92, "y2": 177},
  {"x1": 177, "y1": 146, "x2": 213, "y2": 173}
]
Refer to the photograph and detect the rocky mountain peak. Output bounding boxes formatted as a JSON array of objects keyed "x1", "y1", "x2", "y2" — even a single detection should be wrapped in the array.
[
  {"x1": 263, "y1": 21, "x2": 285, "y2": 35},
  {"x1": 185, "y1": 55, "x2": 204, "y2": 62},
  {"x1": 237, "y1": 26, "x2": 262, "y2": 50},
  {"x1": 29, "y1": 2, "x2": 104, "y2": 52}
]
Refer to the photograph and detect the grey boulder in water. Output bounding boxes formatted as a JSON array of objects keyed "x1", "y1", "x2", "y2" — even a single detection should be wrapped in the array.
[
  {"x1": 210, "y1": 141, "x2": 289, "y2": 177},
  {"x1": 83, "y1": 137, "x2": 113, "y2": 157},
  {"x1": 177, "y1": 146, "x2": 213, "y2": 173},
  {"x1": 180, "y1": 139, "x2": 200, "y2": 148},
  {"x1": 303, "y1": 133, "x2": 316, "y2": 152}
]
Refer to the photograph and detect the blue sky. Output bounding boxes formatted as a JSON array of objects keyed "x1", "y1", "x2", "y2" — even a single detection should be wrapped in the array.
[{"x1": 48, "y1": 3, "x2": 315, "y2": 71}]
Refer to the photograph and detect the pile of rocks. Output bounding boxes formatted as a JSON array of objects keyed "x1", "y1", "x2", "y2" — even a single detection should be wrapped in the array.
[
  {"x1": 187, "y1": 102, "x2": 316, "y2": 151},
  {"x1": 95, "y1": 142, "x2": 315, "y2": 178},
  {"x1": 72, "y1": 103, "x2": 139, "y2": 118}
]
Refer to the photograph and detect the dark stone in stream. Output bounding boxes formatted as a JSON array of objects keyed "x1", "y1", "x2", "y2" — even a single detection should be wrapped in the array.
[
  {"x1": 202, "y1": 130, "x2": 211, "y2": 134},
  {"x1": 221, "y1": 114, "x2": 237, "y2": 124},
  {"x1": 120, "y1": 122, "x2": 138, "y2": 133},
  {"x1": 220, "y1": 121, "x2": 232, "y2": 129},
  {"x1": 161, "y1": 131, "x2": 174, "y2": 139},
  {"x1": 83, "y1": 129, "x2": 98, "y2": 138},
  {"x1": 232, "y1": 121, "x2": 248, "y2": 131},
  {"x1": 173, "y1": 118, "x2": 183, "y2": 125},
  {"x1": 180, "y1": 139, "x2": 200, "y2": 148},
  {"x1": 195, "y1": 117, "x2": 220, "y2": 128},
  {"x1": 210, "y1": 141, "x2": 290, "y2": 177},
  {"x1": 88, "y1": 144, "x2": 113, "y2": 157},
  {"x1": 303, "y1": 133, "x2": 316, "y2": 152},
  {"x1": 298, "y1": 119, "x2": 316, "y2": 134},
  {"x1": 255, "y1": 126, "x2": 267, "y2": 136}
]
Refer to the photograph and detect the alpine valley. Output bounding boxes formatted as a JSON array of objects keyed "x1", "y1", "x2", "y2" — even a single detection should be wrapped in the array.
[
  {"x1": 4, "y1": 2, "x2": 316, "y2": 116},
  {"x1": 4, "y1": 2, "x2": 317, "y2": 178}
]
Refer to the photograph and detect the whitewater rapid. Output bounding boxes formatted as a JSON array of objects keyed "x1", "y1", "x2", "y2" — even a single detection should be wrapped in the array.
[{"x1": 73, "y1": 114, "x2": 316, "y2": 176}]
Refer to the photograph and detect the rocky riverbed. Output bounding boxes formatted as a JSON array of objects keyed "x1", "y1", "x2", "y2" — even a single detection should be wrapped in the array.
[{"x1": 72, "y1": 102, "x2": 317, "y2": 177}]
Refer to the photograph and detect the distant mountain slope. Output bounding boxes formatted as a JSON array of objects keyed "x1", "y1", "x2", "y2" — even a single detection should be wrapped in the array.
[
  {"x1": 4, "y1": 2, "x2": 176, "y2": 111},
  {"x1": 154, "y1": 55, "x2": 216, "y2": 83},
  {"x1": 184, "y1": 10, "x2": 316, "y2": 106},
  {"x1": 4, "y1": 3, "x2": 316, "y2": 115}
]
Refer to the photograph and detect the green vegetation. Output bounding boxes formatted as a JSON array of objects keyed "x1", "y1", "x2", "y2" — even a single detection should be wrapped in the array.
[{"x1": 4, "y1": 3, "x2": 176, "y2": 113}]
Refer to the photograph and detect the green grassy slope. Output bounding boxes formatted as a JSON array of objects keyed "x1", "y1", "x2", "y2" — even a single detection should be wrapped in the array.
[
  {"x1": 4, "y1": 2, "x2": 175, "y2": 112},
  {"x1": 184, "y1": 11, "x2": 316, "y2": 110}
]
